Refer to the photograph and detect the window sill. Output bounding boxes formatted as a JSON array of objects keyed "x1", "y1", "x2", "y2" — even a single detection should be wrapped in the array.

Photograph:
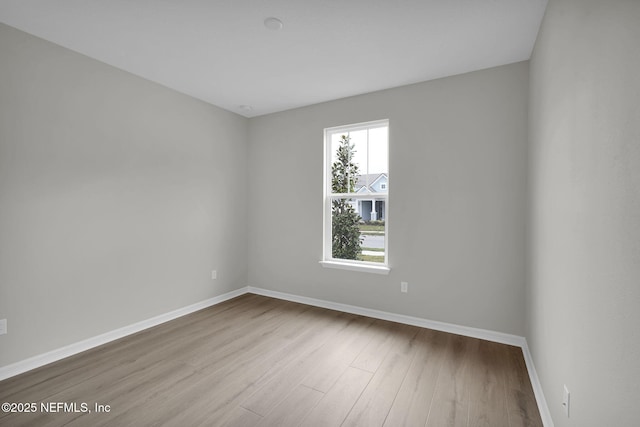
[{"x1": 319, "y1": 260, "x2": 391, "y2": 275}]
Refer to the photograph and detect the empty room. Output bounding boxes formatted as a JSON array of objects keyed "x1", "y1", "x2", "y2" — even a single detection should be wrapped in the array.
[{"x1": 1, "y1": 0, "x2": 638, "y2": 426}]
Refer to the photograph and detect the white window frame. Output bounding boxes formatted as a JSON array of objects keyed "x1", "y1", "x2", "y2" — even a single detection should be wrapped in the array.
[{"x1": 320, "y1": 119, "x2": 390, "y2": 275}]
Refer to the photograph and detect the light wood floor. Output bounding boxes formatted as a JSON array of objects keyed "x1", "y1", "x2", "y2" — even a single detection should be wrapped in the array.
[{"x1": 0, "y1": 294, "x2": 542, "y2": 426}]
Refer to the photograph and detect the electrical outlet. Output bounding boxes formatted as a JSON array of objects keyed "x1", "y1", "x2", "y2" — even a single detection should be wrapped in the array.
[
  {"x1": 0, "y1": 319, "x2": 7, "y2": 335},
  {"x1": 401, "y1": 282, "x2": 408, "y2": 293},
  {"x1": 211, "y1": 270, "x2": 217, "y2": 280},
  {"x1": 562, "y1": 384, "x2": 570, "y2": 417}
]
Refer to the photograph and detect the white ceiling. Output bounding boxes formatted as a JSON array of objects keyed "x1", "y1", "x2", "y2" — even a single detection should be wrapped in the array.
[{"x1": 0, "y1": 0, "x2": 547, "y2": 118}]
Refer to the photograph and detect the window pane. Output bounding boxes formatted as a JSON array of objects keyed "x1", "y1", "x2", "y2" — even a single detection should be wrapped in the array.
[
  {"x1": 331, "y1": 197, "x2": 361, "y2": 259},
  {"x1": 349, "y1": 129, "x2": 369, "y2": 177},
  {"x1": 331, "y1": 197, "x2": 385, "y2": 264},
  {"x1": 358, "y1": 216, "x2": 385, "y2": 264},
  {"x1": 330, "y1": 127, "x2": 388, "y2": 196},
  {"x1": 330, "y1": 131, "x2": 363, "y2": 194},
  {"x1": 368, "y1": 126, "x2": 388, "y2": 177}
]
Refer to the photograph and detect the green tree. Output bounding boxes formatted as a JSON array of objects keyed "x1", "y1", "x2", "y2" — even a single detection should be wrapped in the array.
[{"x1": 331, "y1": 135, "x2": 362, "y2": 259}]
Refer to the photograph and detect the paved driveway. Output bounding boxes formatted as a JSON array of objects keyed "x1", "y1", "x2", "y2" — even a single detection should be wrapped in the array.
[{"x1": 362, "y1": 234, "x2": 384, "y2": 249}]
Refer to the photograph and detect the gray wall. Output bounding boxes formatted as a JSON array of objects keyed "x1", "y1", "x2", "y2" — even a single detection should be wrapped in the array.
[
  {"x1": 528, "y1": 0, "x2": 640, "y2": 425},
  {"x1": 0, "y1": 24, "x2": 249, "y2": 367},
  {"x1": 248, "y1": 62, "x2": 529, "y2": 336}
]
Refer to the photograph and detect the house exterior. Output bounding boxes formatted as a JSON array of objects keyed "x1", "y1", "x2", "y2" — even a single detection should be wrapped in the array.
[{"x1": 354, "y1": 173, "x2": 387, "y2": 221}]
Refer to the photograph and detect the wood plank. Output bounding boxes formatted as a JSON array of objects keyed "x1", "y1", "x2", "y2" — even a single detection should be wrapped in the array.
[
  {"x1": 350, "y1": 320, "x2": 400, "y2": 373},
  {"x1": 239, "y1": 309, "x2": 354, "y2": 416},
  {"x1": 300, "y1": 315, "x2": 377, "y2": 392},
  {"x1": 467, "y1": 340, "x2": 509, "y2": 427},
  {"x1": 223, "y1": 407, "x2": 262, "y2": 427},
  {"x1": 503, "y1": 345, "x2": 543, "y2": 427},
  {"x1": 257, "y1": 384, "x2": 324, "y2": 427},
  {"x1": 342, "y1": 324, "x2": 421, "y2": 426},
  {"x1": 383, "y1": 328, "x2": 450, "y2": 427},
  {"x1": 425, "y1": 335, "x2": 479, "y2": 427},
  {"x1": 181, "y1": 297, "x2": 310, "y2": 369},
  {"x1": 299, "y1": 366, "x2": 372, "y2": 427}
]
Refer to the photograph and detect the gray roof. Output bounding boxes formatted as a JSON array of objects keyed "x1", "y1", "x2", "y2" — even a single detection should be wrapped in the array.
[{"x1": 355, "y1": 173, "x2": 387, "y2": 192}]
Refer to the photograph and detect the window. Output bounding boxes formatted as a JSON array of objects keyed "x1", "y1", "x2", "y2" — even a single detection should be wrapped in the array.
[{"x1": 321, "y1": 119, "x2": 389, "y2": 274}]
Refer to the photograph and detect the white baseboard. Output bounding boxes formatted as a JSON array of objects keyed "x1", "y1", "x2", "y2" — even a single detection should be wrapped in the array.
[
  {"x1": 0, "y1": 284, "x2": 552, "y2": 426},
  {"x1": 247, "y1": 286, "x2": 554, "y2": 427},
  {"x1": 0, "y1": 287, "x2": 248, "y2": 381}
]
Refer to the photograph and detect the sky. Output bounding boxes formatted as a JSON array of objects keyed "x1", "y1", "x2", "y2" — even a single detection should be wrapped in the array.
[{"x1": 330, "y1": 125, "x2": 388, "y2": 175}]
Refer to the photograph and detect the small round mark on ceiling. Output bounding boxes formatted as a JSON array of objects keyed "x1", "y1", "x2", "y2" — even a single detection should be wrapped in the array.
[{"x1": 264, "y1": 17, "x2": 283, "y2": 31}]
